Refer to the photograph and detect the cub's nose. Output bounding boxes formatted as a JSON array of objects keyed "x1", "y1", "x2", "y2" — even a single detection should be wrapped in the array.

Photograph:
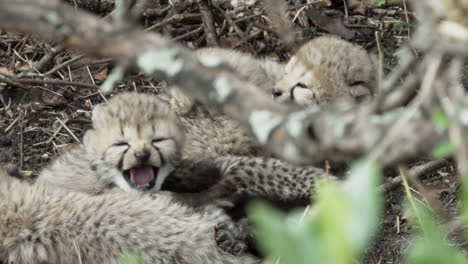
[
  {"x1": 135, "y1": 151, "x2": 150, "y2": 163},
  {"x1": 272, "y1": 88, "x2": 283, "y2": 98}
]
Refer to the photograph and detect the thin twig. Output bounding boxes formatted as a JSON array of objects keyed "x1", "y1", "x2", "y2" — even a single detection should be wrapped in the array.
[
  {"x1": 45, "y1": 54, "x2": 85, "y2": 76},
  {"x1": 402, "y1": 0, "x2": 411, "y2": 38},
  {"x1": 370, "y1": 55, "x2": 442, "y2": 161},
  {"x1": 172, "y1": 26, "x2": 203, "y2": 41},
  {"x1": 55, "y1": 118, "x2": 81, "y2": 143},
  {"x1": 378, "y1": 159, "x2": 448, "y2": 192},
  {"x1": 19, "y1": 111, "x2": 24, "y2": 170},
  {"x1": 15, "y1": 78, "x2": 100, "y2": 90},
  {"x1": 198, "y1": 0, "x2": 218, "y2": 46},
  {"x1": 375, "y1": 30, "x2": 384, "y2": 93},
  {"x1": 145, "y1": 13, "x2": 201, "y2": 32},
  {"x1": 0, "y1": 75, "x2": 33, "y2": 89},
  {"x1": 4, "y1": 114, "x2": 21, "y2": 132},
  {"x1": 213, "y1": 5, "x2": 249, "y2": 42}
]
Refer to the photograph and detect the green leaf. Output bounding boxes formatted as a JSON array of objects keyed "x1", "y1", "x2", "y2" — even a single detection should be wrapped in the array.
[
  {"x1": 249, "y1": 157, "x2": 383, "y2": 264},
  {"x1": 312, "y1": 180, "x2": 354, "y2": 264},
  {"x1": 404, "y1": 202, "x2": 468, "y2": 264},
  {"x1": 248, "y1": 201, "x2": 320, "y2": 264},
  {"x1": 432, "y1": 141, "x2": 456, "y2": 158},
  {"x1": 372, "y1": 0, "x2": 386, "y2": 7},
  {"x1": 402, "y1": 170, "x2": 468, "y2": 264},
  {"x1": 459, "y1": 176, "x2": 468, "y2": 239},
  {"x1": 340, "y1": 158, "x2": 383, "y2": 252},
  {"x1": 431, "y1": 108, "x2": 451, "y2": 131}
]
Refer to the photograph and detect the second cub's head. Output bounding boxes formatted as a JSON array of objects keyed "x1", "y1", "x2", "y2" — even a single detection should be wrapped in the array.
[
  {"x1": 273, "y1": 36, "x2": 377, "y2": 106},
  {"x1": 84, "y1": 92, "x2": 184, "y2": 191}
]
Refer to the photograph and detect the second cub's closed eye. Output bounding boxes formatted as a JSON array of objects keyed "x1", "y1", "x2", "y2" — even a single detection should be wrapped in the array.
[
  {"x1": 152, "y1": 138, "x2": 167, "y2": 143},
  {"x1": 349, "y1": 81, "x2": 366, "y2": 86},
  {"x1": 113, "y1": 141, "x2": 129, "y2": 147}
]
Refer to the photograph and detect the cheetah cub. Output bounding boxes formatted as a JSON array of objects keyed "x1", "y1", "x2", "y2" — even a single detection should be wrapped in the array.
[
  {"x1": 39, "y1": 92, "x2": 183, "y2": 193},
  {"x1": 170, "y1": 47, "x2": 285, "y2": 115},
  {"x1": 273, "y1": 36, "x2": 377, "y2": 105},
  {"x1": 0, "y1": 168, "x2": 257, "y2": 264},
  {"x1": 39, "y1": 92, "x2": 330, "y2": 206},
  {"x1": 168, "y1": 36, "x2": 376, "y2": 159}
]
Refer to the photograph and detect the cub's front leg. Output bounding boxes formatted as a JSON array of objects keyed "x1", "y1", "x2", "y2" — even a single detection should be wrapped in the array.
[{"x1": 164, "y1": 156, "x2": 335, "y2": 208}]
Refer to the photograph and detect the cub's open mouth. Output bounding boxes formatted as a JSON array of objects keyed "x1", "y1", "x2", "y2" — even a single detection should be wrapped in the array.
[{"x1": 123, "y1": 165, "x2": 158, "y2": 190}]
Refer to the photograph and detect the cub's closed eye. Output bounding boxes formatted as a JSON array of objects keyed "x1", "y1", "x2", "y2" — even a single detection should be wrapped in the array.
[
  {"x1": 113, "y1": 141, "x2": 129, "y2": 147},
  {"x1": 295, "y1": 82, "x2": 308, "y2": 88},
  {"x1": 152, "y1": 138, "x2": 168, "y2": 144},
  {"x1": 349, "y1": 81, "x2": 366, "y2": 86}
]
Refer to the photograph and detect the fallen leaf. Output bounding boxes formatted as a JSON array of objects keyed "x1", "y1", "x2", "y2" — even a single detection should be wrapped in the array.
[
  {"x1": 309, "y1": 0, "x2": 331, "y2": 7},
  {"x1": 41, "y1": 90, "x2": 67, "y2": 106},
  {"x1": 94, "y1": 67, "x2": 109, "y2": 81},
  {"x1": 0, "y1": 67, "x2": 14, "y2": 77},
  {"x1": 0, "y1": 67, "x2": 15, "y2": 86},
  {"x1": 305, "y1": 6, "x2": 356, "y2": 40}
]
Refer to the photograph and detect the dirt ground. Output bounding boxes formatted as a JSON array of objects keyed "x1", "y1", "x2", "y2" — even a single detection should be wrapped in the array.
[{"x1": 0, "y1": 1, "x2": 464, "y2": 263}]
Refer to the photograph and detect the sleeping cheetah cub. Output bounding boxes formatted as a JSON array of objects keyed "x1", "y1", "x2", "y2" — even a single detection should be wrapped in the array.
[
  {"x1": 273, "y1": 35, "x2": 377, "y2": 105},
  {"x1": 171, "y1": 36, "x2": 376, "y2": 114},
  {"x1": 168, "y1": 36, "x2": 377, "y2": 159},
  {"x1": 39, "y1": 92, "x2": 330, "y2": 206},
  {"x1": 0, "y1": 168, "x2": 257, "y2": 264}
]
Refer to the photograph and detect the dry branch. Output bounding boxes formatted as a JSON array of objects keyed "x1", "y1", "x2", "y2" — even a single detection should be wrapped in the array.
[{"x1": 0, "y1": 0, "x2": 465, "y2": 166}]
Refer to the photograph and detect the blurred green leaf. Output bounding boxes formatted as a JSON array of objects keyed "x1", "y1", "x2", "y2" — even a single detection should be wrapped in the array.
[
  {"x1": 431, "y1": 108, "x2": 451, "y2": 131},
  {"x1": 404, "y1": 202, "x2": 467, "y2": 264},
  {"x1": 402, "y1": 170, "x2": 467, "y2": 264},
  {"x1": 459, "y1": 177, "x2": 468, "y2": 239},
  {"x1": 432, "y1": 141, "x2": 456, "y2": 158},
  {"x1": 249, "y1": 201, "x2": 320, "y2": 264},
  {"x1": 340, "y1": 158, "x2": 383, "y2": 252},
  {"x1": 249, "y1": 157, "x2": 383, "y2": 264},
  {"x1": 372, "y1": 0, "x2": 386, "y2": 7}
]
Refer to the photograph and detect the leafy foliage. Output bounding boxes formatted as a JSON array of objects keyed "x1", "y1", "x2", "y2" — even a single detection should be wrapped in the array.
[
  {"x1": 402, "y1": 172, "x2": 468, "y2": 264},
  {"x1": 249, "y1": 158, "x2": 383, "y2": 264}
]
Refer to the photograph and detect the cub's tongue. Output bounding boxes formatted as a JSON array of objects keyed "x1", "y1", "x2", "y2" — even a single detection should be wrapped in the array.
[{"x1": 129, "y1": 166, "x2": 155, "y2": 186}]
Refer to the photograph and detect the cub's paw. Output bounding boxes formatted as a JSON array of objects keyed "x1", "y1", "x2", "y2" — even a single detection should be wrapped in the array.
[{"x1": 214, "y1": 222, "x2": 248, "y2": 256}]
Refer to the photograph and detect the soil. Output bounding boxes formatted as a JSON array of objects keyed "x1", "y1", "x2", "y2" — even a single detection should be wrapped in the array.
[{"x1": 0, "y1": 1, "x2": 465, "y2": 263}]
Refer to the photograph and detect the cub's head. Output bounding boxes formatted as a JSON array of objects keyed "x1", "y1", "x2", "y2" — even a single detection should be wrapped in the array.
[
  {"x1": 273, "y1": 36, "x2": 377, "y2": 106},
  {"x1": 84, "y1": 92, "x2": 184, "y2": 191}
]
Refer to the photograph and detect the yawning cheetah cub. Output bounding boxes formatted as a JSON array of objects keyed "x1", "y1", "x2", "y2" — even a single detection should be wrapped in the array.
[
  {"x1": 273, "y1": 36, "x2": 377, "y2": 105},
  {"x1": 39, "y1": 92, "x2": 330, "y2": 206},
  {"x1": 40, "y1": 93, "x2": 183, "y2": 192}
]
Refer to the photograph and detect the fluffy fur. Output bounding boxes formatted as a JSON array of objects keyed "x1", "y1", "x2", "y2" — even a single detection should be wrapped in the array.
[
  {"x1": 40, "y1": 93, "x2": 184, "y2": 192},
  {"x1": 0, "y1": 169, "x2": 258, "y2": 264},
  {"x1": 273, "y1": 36, "x2": 377, "y2": 105}
]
